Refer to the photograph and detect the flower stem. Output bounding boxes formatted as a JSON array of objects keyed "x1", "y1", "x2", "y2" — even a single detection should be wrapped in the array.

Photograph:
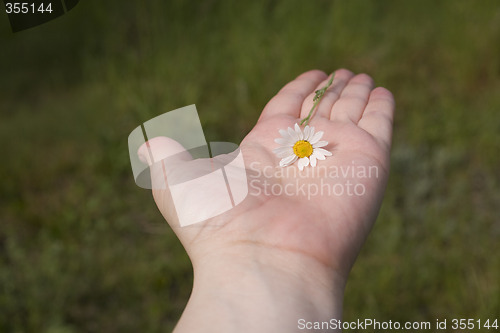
[{"x1": 299, "y1": 72, "x2": 335, "y2": 126}]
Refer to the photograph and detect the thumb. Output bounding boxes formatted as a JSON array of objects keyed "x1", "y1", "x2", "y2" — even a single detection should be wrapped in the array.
[
  {"x1": 137, "y1": 136, "x2": 195, "y2": 227},
  {"x1": 138, "y1": 136, "x2": 193, "y2": 167},
  {"x1": 137, "y1": 136, "x2": 194, "y2": 190},
  {"x1": 137, "y1": 137, "x2": 246, "y2": 228}
]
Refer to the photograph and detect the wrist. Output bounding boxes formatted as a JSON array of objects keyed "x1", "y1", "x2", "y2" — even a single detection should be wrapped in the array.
[{"x1": 175, "y1": 244, "x2": 345, "y2": 332}]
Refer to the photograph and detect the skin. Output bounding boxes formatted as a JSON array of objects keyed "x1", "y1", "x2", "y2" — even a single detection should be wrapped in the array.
[{"x1": 139, "y1": 69, "x2": 395, "y2": 332}]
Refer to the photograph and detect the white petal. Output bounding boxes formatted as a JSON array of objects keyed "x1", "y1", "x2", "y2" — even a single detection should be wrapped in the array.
[
  {"x1": 275, "y1": 137, "x2": 294, "y2": 146},
  {"x1": 273, "y1": 147, "x2": 294, "y2": 158},
  {"x1": 310, "y1": 154, "x2": 317, "y2": 167},
  {"x1": 309, "y1": 131, "x2": 324, "y2": 145},
  {"x1": 312, "y1": 150, "x2": 326, "y2": 161},
  {"x1": 313, "y1": 140, "x2": 328, "y2": 148},
  {"x1": 288, "y1": 126, "x2": 299, "y2": 141},
  {"x1": 273, "y1": 146, "x2": 292, "y2": 154},
  {"x1": 314, "y1": 147, "x2": 332, "y2": 157},
  {"x1": 279, "y1": 129, "x2": 288, "y2": 137},
  {"x1": 294, "y1": 123, "x2": 303, "y2": 140},
  {"x1": 303, "y1": 126, "x2": 311, "y2": 141},
  {"x1": 308, "y1": 126, "x2": 315, "y2": 141},
  {"x1": 297, "y1": 157, "x2": 309, "y2": 170},
  {"x1": 280, "y1": 154, "x2": 297, "y2": 167}
]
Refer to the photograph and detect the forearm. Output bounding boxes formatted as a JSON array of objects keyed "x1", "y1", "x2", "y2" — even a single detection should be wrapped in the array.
[{"x1": 173, "y1": 246, "x2": 345, "y2": 333}]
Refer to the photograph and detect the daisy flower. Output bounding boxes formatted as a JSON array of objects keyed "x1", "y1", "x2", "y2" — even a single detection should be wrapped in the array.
[{"x1": 273, "y1": 123, "x2": 332, "y2": 170}]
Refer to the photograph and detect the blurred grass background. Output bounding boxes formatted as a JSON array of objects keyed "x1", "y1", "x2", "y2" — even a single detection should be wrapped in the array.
[{"x1": 0, "y1": 0, "x2": 499, "y2": 332}]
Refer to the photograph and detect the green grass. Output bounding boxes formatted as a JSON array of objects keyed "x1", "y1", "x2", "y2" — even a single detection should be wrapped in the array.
[{"x1": 1, "y1": 0, "x2": 499, "y2": 331}]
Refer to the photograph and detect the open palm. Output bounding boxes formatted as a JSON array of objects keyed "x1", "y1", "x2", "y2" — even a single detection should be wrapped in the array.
[{"x1": 144, "y1": 69, "x2": 395, "y2": 282}]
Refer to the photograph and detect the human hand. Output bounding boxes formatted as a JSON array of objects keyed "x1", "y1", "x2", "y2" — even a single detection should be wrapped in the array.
[{"x1": 139, "y1": 69, "x2": 395, "y2": 332}]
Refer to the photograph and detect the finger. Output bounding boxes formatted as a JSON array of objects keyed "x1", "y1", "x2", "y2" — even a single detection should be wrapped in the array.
[
  {"x1": 138, "y1": 136, "x2": 193, "y2": 165},
  {"x1": 300, "y1": 69, "x2": 354, "y2": 119},
  {"x1": 138, "y1": 136, "x2": 193, "y2": 190},
  {"x1": 330, "y1": 73, "x2": 374, "y2": 123},
  {"x1": 138, "y1": 137, "x2": 197, "y2": 228},
  {"x1": 357, "y1": 87, "x2": 395, "y2": 150},
  {"x1": 138, "y1": 138, "x2": 241, "y2": 229},
  {"x1": 258, "y1": 70, "x2": 327, "y2": 122}
]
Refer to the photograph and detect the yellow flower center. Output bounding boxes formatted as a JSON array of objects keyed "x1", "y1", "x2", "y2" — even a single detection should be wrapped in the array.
[{"x1": 293, "y1": 140, "x2": 313, "y2": 158}]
